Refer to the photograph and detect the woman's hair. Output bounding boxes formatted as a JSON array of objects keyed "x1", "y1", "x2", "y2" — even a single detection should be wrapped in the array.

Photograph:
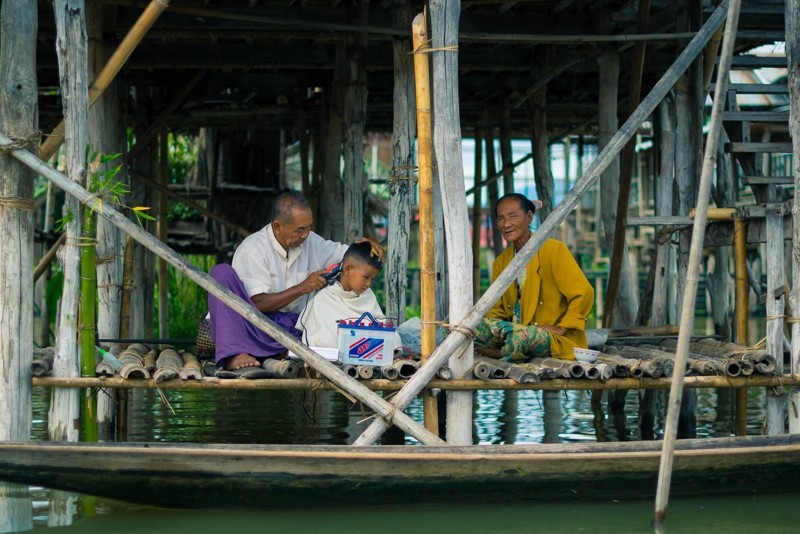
[
  {"x1": 495, "y1": 193, "x2": 537, "y2": 217},
  {"x1": 342, "y1": 241, "x2": 383, "y2": 270}
]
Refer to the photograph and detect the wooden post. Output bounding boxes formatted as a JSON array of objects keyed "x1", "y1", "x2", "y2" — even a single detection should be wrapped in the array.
[
  {"x1": 40, "y1": 0, "x2": 171, "y2": 162},
  {"x1": 158, "y1": 126, "x2": 169, "y2": 341},
  {"x1": 412, "y1": 13, "x2": 439, "y2": 435},
  {"x1": 499, "y1": 98, "x2": 514, "y2": 195},
  {"x1": 733, "y1": 217, "x2": 749, "y2": 435},
  {"x1": 597, "y1": 51, "x2": 639, "y2": 327},
  {"x1": 352, "y1": 0, "x2": 730, "y2": 448},
  {"x1": 128, "y1": 105, "x2": 152, "y2": 339},
  {"x1": 342, "y1": 4, "x2": 368, "y2": 244},
  {"x1": 604, "y1": 0, "x2": 650, "y2": 325},
  {"x1": 1, "y1": 138, "x2": 446, "y2": 447},
  {"x1": 765, "y1": 185, "x2": 786, "y2": 435},
  {"x1": 386, "y1": 0, "x2": 415, "y2": 328},
  {"x1": 472, "y1": 124, "x2": 484, "y2": 303},
  {"x1": 529, "y1": 87, "x2": 555, "y2": 221},
  {"x1": 0, "y1": 0, "x2": 36, "y2": 526},
  {"x1": 49, "y1": 0, "x2": 87, "y2": 444},
  {"x1": 429, "y1": 0, "x2": 474, "y2": 445},
  {"x1": 87, "y1": 1, "x2": 122, "y2": 440},
  {"x1": 649, "y1": 100, "x2": 675, "y2": 326},
  {"x1": 708, "y1": 139, "x2": 735, "y2": 340},
  {"x1": 485, "y1": 121, "x2": 504, "y2": 255},
  {"x1": 319, "y1": 43, "x2": 345, "y2": 243},
  {"x1": 787, "y1": 0, "x2": 800, "y2": 434},
  {"x1": 654, "y1": 0, "x2": 740, "y2": 521}
]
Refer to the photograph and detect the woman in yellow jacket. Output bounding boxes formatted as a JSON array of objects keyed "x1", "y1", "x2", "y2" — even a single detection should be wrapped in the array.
[{"x1": 477, "y1": 193, "x2": 594, "y2": 361}]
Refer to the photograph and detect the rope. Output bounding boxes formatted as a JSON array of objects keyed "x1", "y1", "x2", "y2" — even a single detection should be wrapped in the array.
[
  {"x1": 65, "y1": 236, "x2": 98, "y2": 247},
  {"x1": 766, "y1": 314, "x2": 786, "y2": 321},
  {"x1": 411, "y1": 38, "x2": 458, "y2": 55},
  {"x1": 786, "y1": 317, "x2": 800, "y2": 324},
  {"x1": 0, "y1": 197, "x2": 35, "y2": 211},
  {"x1": 0, "y1": 131, "x2": 41, "y2": 152}
]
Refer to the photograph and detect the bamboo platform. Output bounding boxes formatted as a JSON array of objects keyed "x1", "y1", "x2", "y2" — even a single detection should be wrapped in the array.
[{"x1": 31, "y1": 374, "x2": 800, "y2": 392}]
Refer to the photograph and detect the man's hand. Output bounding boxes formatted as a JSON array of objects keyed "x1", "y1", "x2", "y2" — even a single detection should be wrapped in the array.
[
  {"x1": 541, "y1": 325, "x2": 567, "y2": 337},
  {"x1": 298, "y1": 269, "x2": 329, "y2": 294},
  {"x1": 355, "y1": 236, "x2": 384, "y2": 261}
]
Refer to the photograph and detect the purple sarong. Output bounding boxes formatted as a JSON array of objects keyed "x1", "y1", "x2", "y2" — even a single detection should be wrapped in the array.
[{"x1": 208, "y1": 264, "x2": 302, "y2": 365}]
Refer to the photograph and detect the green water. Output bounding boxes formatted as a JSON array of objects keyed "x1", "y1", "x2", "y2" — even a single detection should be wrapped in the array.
[{"x1": 32, "y1": 494, "x2": 800, "y2": 533}]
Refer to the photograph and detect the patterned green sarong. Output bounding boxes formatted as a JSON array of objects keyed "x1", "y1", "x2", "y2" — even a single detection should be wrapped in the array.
[{"x1": 474, "y1": 317, "x2": 551, "y2": 363}]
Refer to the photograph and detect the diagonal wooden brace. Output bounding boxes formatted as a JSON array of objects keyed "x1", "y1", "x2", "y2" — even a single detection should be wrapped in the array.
[{"x1": 0, "y1": 134, "x2": 445, "y2": 447}]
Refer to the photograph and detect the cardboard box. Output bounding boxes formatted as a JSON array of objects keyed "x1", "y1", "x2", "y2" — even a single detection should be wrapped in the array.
[
  {"x1": 337, "y1": 312, "x2": 396, "y2": 367},
  {"x1": 288, "y1": 346, "x2": 340, "y2": 362}
]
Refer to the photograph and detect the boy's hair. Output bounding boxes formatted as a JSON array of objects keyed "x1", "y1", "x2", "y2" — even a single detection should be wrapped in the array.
[{"x1": 342, "y1": 241, "x2": 383, "y2": 271}]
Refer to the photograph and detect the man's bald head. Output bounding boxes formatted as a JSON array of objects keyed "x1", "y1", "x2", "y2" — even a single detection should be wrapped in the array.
[{"x1": 272, "y1": 191, "x2": 311, "y2": 224}]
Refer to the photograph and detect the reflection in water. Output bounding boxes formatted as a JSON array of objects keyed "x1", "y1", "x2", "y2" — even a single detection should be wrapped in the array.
[{"x1": 0, "y1": 481, "x2": 32, "y2": 533}]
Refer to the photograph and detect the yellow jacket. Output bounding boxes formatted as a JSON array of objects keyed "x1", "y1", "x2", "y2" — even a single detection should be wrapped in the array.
[{"x1": 487, "y1": 238, "x2": 594, "y2": 359}]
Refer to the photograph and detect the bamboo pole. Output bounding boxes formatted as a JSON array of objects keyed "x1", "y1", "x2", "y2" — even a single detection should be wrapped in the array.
[
  {"x1": 412, "y1": 12, "x2": 439, "y2": 435},
  {"x1": 733, "y1": 217, "x2": 749, "y2": 435},
  {"x1": 654, "y1": 0, "x2": 740, "y2": 522},
  {"x1": 80, "y1": 171, "x2": 99, "y2": 442},
  {"x1": 40, "y1": 0, "x2": 171, "y2": 162},
  {"x1": 788, "y1": 0, "x2": 800, "y2": 434},
  {"x1": 353, "y1": 1, "x2": 732, "y2": 448},
  {"x1": 30, "y1": 373, "x2": 800, "y2": 392},
  {"x1": 0, "y1": 132, "x2": 445, "y2": 447}
]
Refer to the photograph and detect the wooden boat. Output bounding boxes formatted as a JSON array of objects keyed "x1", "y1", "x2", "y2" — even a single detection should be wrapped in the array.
[{"x1": 1, "y1": 435, "x2": 799, "y2": 509}]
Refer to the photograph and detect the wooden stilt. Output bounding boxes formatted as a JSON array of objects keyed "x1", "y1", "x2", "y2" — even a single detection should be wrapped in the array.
[
  {"x1": 472, "y1": 124, "x2": 484, "y2": 303},
  {"x1": 654, "y1": 0, "x2": 740, "y2": 521},
  {"x1": 158, "y1": 125, "x2": 169, "y2": 342},
  {"x1": 428, "y1": 0, "x2": 474, "y2": 445},
  {"x1": 319, "y1": 43, "x2": 345, "y2": 243},
  {"x1": 0, "y1": 0, "x2": 37, "y2": 468},
  {"x1": 765, "y1": 185, "x2": 786, "y2": 435},
  {"x1": 49, "y1": 0, "x2": 88, "y2": 444},
  {"x1": 787, "y1": 0, "x2": 800, "y2": 434},
  {"x1": 484, "y1": 121, "x2": 504, "y2": 255},
  {"x1": 386, "y1": 0, "x2": 415, "y2": 328},
  {"x1": 529, "y1": 87, "x2": 554, "y2": 221},
  {"x1": 604, "y1": 0, "x2": 650, "y2": 326},
  {"x1": 499, "y1": 98, "x2": 514, "y2": 195},
  {"x1": 342, "y1": 5, "x2": 368, "y2": 244}
]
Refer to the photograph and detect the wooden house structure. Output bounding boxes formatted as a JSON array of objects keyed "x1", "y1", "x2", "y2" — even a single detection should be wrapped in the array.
[{"x1": 1, "y1": 1, "x2": 800, "y2": 514}]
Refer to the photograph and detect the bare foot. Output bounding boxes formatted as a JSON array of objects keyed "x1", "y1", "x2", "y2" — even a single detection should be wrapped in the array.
[{"x1": 225, "y1": 353, "x2": 260, "y2": 370}]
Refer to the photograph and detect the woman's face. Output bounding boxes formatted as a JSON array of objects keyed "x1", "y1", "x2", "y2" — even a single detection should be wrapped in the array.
[{"x1": 495, "y1": 198, "x2": 533, "y2": 245}]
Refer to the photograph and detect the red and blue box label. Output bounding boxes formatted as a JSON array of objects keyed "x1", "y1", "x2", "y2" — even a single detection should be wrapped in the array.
[{"x1": 337, "y1": 312, "x2": 395, "y2": 367}]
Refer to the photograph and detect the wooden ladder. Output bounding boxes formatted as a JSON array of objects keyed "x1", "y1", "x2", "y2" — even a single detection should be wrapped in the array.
[{"x1": 715, "y1": 54, "x2": 791, "y2": 203}]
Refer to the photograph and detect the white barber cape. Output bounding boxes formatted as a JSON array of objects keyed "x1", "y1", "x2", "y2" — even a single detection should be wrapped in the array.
[{"x1": 296, "y1": 282, "x2": 402, "y2": 349}]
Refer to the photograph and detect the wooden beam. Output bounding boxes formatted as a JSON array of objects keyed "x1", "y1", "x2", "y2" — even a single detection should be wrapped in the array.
[{"x1": 787, "y1": 0, "x2": 800, "y2": 434}]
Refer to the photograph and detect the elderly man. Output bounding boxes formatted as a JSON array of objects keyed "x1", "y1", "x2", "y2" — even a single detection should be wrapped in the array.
[{"x1": 208, "y1": 191, "x2": 380, "y2": 371}]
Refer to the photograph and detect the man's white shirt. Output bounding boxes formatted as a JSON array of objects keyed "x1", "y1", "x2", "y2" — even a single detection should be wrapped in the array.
[{"x1": 231, "y1": 224, "x2": 348, "y2": 314}]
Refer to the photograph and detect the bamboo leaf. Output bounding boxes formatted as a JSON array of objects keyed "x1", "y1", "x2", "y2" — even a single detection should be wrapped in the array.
[{"x1": 100, "y1": 152, "x2": 122, "y2": 164}]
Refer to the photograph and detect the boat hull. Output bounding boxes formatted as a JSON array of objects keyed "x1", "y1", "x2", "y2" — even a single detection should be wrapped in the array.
[{"x1": 0, "y1": 436, "x2": 798, "y2": 509}]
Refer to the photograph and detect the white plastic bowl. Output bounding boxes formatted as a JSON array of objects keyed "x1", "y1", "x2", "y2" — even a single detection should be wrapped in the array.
[{"x1": 573, "y1": 347, "x2": 600, "y2": 363}]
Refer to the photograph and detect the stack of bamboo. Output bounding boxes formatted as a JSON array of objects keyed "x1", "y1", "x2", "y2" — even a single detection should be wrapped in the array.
[{"x1": 469, "y1": 339, "x2": 777, "y2": 383}]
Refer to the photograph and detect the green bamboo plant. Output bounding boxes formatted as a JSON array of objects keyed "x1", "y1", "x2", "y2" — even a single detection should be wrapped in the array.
[{"x1": 58, "y1": 148, "x2": 155, "y2": 442}]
